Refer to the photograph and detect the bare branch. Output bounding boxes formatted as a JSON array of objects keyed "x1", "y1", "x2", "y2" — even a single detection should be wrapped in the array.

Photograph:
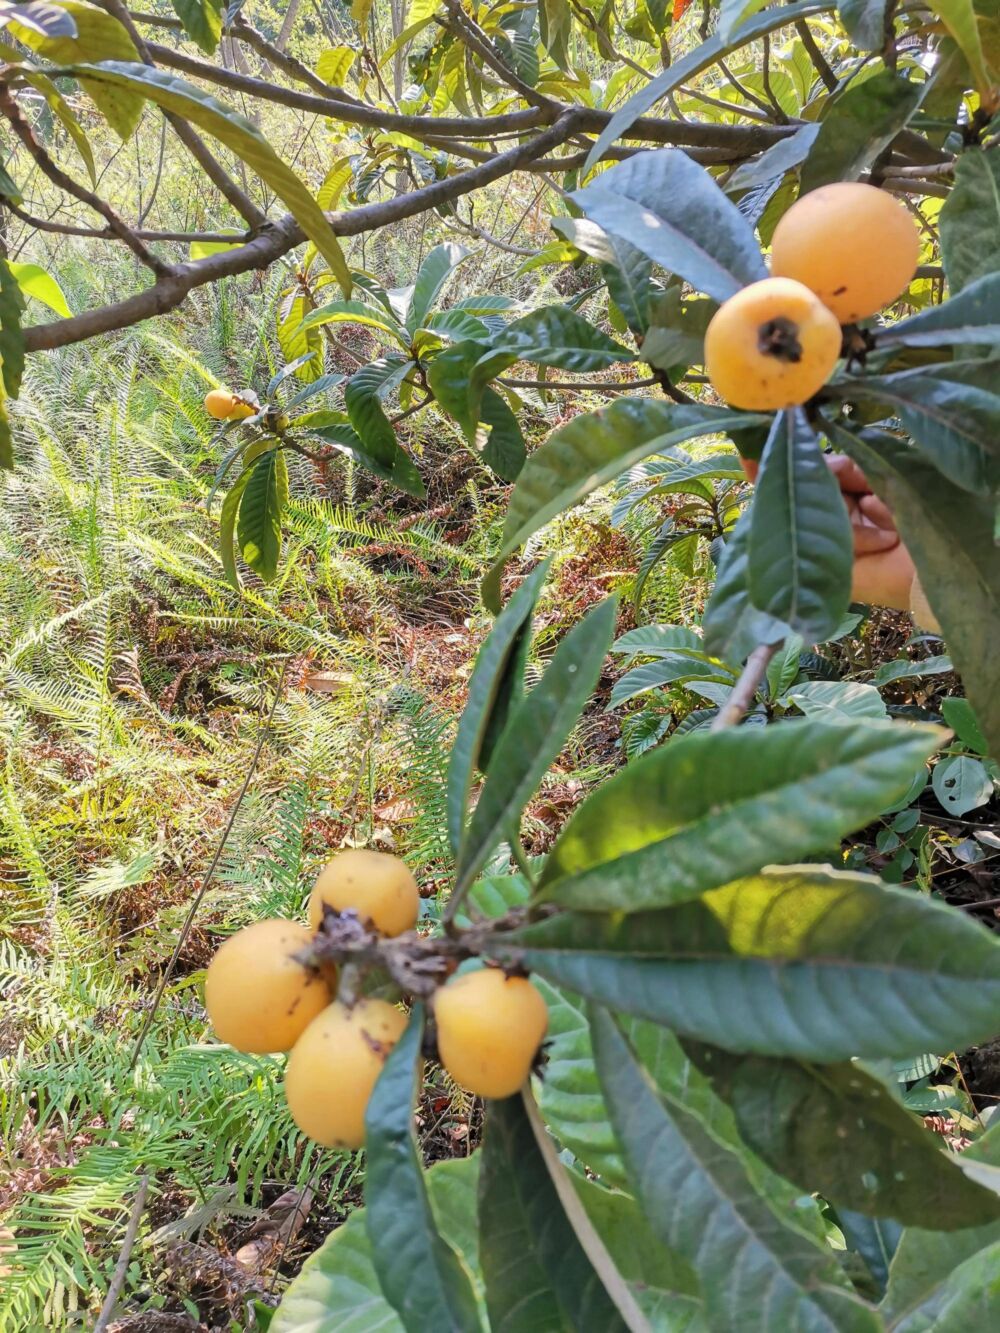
[
  {"x1": 24, "y1": 116, "x2": 580, "y2": 351},
  {"x1": 6, "y1": 200, "x2": 248, "y2": 243},
  {"x1": 99, "y1": 0, "x2": 266, "y2": 228},
  {"x1": 138, "y1": 39, "x2": 799, "y2": 159},
  {"x1": 93, "y1": 1175, "x2": 149, "y2": 1333},
  {"x1": 710, "y1": 642, "x2": 781, "y2": 731},
  {"x1": 0, "y1": 86, "x2": 167, "y2": 272}
]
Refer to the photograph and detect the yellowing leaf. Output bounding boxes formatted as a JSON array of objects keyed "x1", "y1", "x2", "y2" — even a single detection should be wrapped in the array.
[{"x1": 316, "y1": 45, "x2": 355, "y2": 86}]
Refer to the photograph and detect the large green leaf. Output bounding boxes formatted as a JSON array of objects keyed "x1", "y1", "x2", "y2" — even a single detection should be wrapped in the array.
[
  {"x1": 68, "y1": 62, "x2": 351, "y2": 290},
  {"x1": 299, "y1": 299, "x2": 407, "y2": 345},
  {"x1": 277, "y1": 292, "x2": 324, "y2": 384},
  {"x1": 446, "y1": 560, "x2": 550, "y2": 857},
  {"x1": 0, "y1": 256, "x2": 26, "y2": 399},
  {"x1": 535, "y1": 719, "x2": 939, "y2": 911},
  {"x1": 365, "y1": 1007, "x2": 483, "y2": 1332},
  {"x1": 478, "y1": 1095, "x2": 630, "y2": 1332},
  {"x1": 171, "y1": 0, "x2": 223, "y2": 53},
  {"x1": 11, "y1": 3, "x2": 143, "y2": 138},
  {"x1": 825, "y1": 420, "x2": 1000, "y2": 759},
  {"x1": 309, "y1": 420, "x2": 425, "y2": 497},
  {"x1": 483, "y1": 400, "x2": 765, "y2": 610},
  {"x1": 940, "y1": 149, "x2": 1000, "y2": 291},
  {"x1": 585, "y1": 1, "x2": 834, "y2": 168},
  {"x1": 728, "y1": 124, "x2": 820, "y2": 192},
  {"x1": 926, "y1": 0, "x2": 993, "y2": 95},
  {"x1": 486, "y1": 306, "x2": 631, "y2": 373},
  {"x1": 218, "y1": 466, "x2": 251, "y2": 587},
  {"x1": 19, "y1": 66, "x2": 96, "y2": 186},
  {"x1": 573, "y1": 1177, "x2": 706, "y2": 1332},
  {"x1": 479, "y1": 387, "x2": 526, "y2": 481},
  {"x1": 589, "y1": 1008, "x2": 880, "y2": 1332},
  {"x1": 828, "y1": 360, "x2": 1000, "y2": 494},
  {"x1": 407, "y1": 242, "x2": 468, "y2": 333},
  {"x1": 236, "y1": 448, "x2": 288, "y2": 583},
  {"x1": 454, "y1": 596, "x2": 617, "y2": 897},
  {"x1": 800, "y1": 71, "x2": 923, "y2": 192},
  {"x1": 687, "y1": 1046, "x2": 1000, "y2": 1227},
  {"x1": 345, "y1": 356, "x2": 414, "y2": 464},
  {"x1": 538, "y1": 982, "x2": 826, "y2": 1226},
  {"x1": 873, "y1": 273, "x2": 1000, "y2": 347},
  {"x1": 748, "y1": 409, "x2": 852, "y2": 642},
  {"x1": 608, "y1": 654, "x2": 735, "y2": 709},
  {"x1": 882, "y1": 1126, "x2": 1000, "y2": 1322},
  {"x1": 270, "y1": 1158, "x2": 483, "y2": 1332},
  {"x1": 452, "y1": 308, "x2": 632, "y2": 442},
  {"x1": 0, "y1": 2, "x2": 77, "y2": 38},
  {"x1": 570, "y1": 150, "x2": 766, "y2": 304},
  {"x1": 702, "y1": 509, "x2": 789, "y2": 663},
  {"x1": 427, "y1": 341, "x2": 482, "y2": 439},
  {"x1": 500, "y1": 865, "x2": 1000, "y2": 1061},
  {"x1": 837, "y1": 0, "x2": 892, "y2": 49},
  {"x1": 535, "y1": 979, "x2": 628, "y2": 1186},
  {"x1": 888, "y1": 1237, "x2": 1000, "y2": 1330},
  {"x1": 550, "y1": 218, "x2": 654, "y2": 336}
]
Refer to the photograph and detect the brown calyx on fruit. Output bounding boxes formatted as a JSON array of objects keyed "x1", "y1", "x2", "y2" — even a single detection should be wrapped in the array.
[{"x1": 757, "y1": 317, "x2": 803, "y2": 363}]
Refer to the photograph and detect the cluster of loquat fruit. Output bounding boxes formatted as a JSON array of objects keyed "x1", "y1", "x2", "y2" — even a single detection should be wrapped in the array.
[
  {"x1": 203, "y1": 849, "x2": 548, "y2": 1150},
  {"x1": 204, "y1": 387, "x2": 257, "y2": 421},
  {"x1": 705, "y1": 181, "x2": 922, "y2": 411}
]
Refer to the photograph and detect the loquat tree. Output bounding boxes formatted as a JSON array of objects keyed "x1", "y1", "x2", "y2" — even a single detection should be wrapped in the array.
[{"x1": 2, "y1": 0, "x2": 1000, "y2": 1329}]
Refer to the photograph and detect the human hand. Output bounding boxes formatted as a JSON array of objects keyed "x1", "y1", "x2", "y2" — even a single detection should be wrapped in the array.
[{"x1": 740, "y1": 453, "x2": 917, "y2": 612}]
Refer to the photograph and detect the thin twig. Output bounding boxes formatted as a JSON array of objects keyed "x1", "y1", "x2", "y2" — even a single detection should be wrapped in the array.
[
  {"x1": 710, "y1": 642, "x2": 781, "y2": 731},
  {"x1": 128, "y1": 660, "x2": 289, "y2": 1070},
  {"x1": 93, "y1": 1175, "x2": 149, "y2": 1333},
  {"x1": 0, "y1": 88, "x2": 166, "y2": 272},
  {"x1": 795, "y1": 18, "x2": 838, "y2": 92},
  {"x1": 498, "y1": 376, "x2": 659, "y2": 392},
  {"x1": 98, "y1": 0, "x2": 266, "y2": 228}
]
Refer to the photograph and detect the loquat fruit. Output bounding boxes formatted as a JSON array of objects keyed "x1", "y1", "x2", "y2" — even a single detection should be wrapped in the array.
[
  {"x1": 204, "y1": 387, "x2": 237, "y2": 419},
  {"x1": 770, "y1": 182, "x2": 921, "y2": 324},
  {"x1": 204, "y1": 919, "x2": 331, "y2": 1054},
  {"x1": 309, "y1": 849, "x2": 419, "y2": 938},
  {"x1": 284, "y1": 998, "x2": 408, "y2": 1148},
  {"x1": 433, "y1": 966, "x2": 548, "y2": 1100},
  {"x1": 704, "y1": 276, "x2": 842, "y2": 411}
]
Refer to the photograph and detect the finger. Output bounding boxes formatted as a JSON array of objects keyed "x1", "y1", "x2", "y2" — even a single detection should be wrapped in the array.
[
  {"x1": 853, "y1": 523, "x2": 900, "y2": 555},
  {"x1": 858, "y1": 493, "x2": 896, "y2": 531},
  {"x1": 827, "y1": 453, "x2": 873, "y2": 494}
]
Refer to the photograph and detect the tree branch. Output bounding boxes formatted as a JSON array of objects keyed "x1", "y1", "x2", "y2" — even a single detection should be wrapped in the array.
[
  {"x1": 795, "y1": 18, "x2": 838, "y2": 93},
  {"x1": 100, "y1": 0, "x2": 266, "y2": 229},
  {"x1": 139, "y1": 39, "x2": 798, "y2": 158},
  {"x1": 93, "y1": 1176, "x2": 149, "y2": 1333},
  {"x1": 24, "y1": 116, "x2": 581, "y2": 352},
  {"x1": 710, "y1": 642, "x2": 780, "y2": 731},
  {"x1": 0, "y1": 86, "x2": 166, "y2": 272}
]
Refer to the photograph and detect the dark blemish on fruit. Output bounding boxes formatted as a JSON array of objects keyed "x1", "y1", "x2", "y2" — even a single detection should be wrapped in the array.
[{"x1": 833, "y1": 285, "x2": 847, "y2": 295}]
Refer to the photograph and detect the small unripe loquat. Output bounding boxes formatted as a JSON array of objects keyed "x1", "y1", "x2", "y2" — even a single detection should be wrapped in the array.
[
  {"x1": 704, "y1": 276, "x2": 841, "y2": 411},
  {"x1": 433, "y1": 967, "x2": 548, "y2": 1100},
  {"x1": 770, "y1": 182, "x2": 921, "y2": 324},
  {"x1": 309, "y1": 849, "x2": 419, "y2": 938},
  {"x1": 204, "y1": 919, "x2": 331, "y2": 1054},
  {"x1": 204, "y1": 388, "x2": 237, "y2": 419},
  {"x1": 284, "y1": 998, "x2": 408, "y2": 1148}
]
